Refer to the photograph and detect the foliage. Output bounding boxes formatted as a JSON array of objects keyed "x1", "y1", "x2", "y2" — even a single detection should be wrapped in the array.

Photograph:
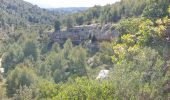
[
  {"x1": 142, "y1": 0, "x2": 169, "y2": 19},
  {"x1": 75, "y1": 14, "x2": 84, "y2": 25},
  {"x1": 0, "y1": 82, "x2": 7, "y2": 99},
  {"x1": 14, "y1": 86, "x2": 34, "y2": 100},
  {"x1": 54, "y1": 20, "x2": 61, "y2": 32},
  {"x1": 24, "y1": 40, "x2": 38, "y2": 61},
  {"x1": 112, "y1": 45, "x2": 170, "y2": 99},
  {"x1": 38, "y1": 78, "x2": 116, "y2": 99},
  {"x1": 1, "y1": 0, "x2": 170, "y2": 99},
  {"x1": 115, "y1": 18, "x2": 142, "y2": 36},
  {"x1": 6, "y1": 67, "x2": 38, "y2": 97},
  {"x1": 63, "y1": 39, "x2": 73, "y2": 59},
  {"x1": 2, "y1": 44, "x2": 24, "y2": 73},
  {"x1": 0, "y1": 0, "x2": 60, "y2": 36},
  {"x1": 38, "y1": 81, "x2": 60, "y2": 99},
  {"x1": 68, "y1": 46, "x2": 87, "y2": 77},
  {"x1": 110, "y1": 8, "x2": 170, "y2": 99},
  {"x1": 64, "y1": 0, "x2": 170, "y2": 26},
  {"x1": 64, "y1": 18, "x2": 74, "y2": 30}
]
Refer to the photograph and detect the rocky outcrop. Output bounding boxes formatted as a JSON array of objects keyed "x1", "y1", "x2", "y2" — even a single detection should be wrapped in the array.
[
  {"x1": 0, "y1": 54, "x2": 4, "y2": 74},
  {"x1": 49, "y1": 24, "x2": 119, "y2": 45},
  {"x1": 96, "y1": 69, "x2": 110, "y2": 80}
]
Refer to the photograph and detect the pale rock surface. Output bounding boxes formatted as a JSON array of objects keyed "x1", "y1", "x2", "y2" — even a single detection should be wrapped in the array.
[{"x1": 96, "y1": 69, "x2": 109, "y2": 80}]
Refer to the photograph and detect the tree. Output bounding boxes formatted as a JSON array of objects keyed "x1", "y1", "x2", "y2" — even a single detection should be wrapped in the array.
[
  {"x1": 6, "y1": 67, "x2": 38, "y2": 97},
  {"x1": 38, "y1": 78, "x2": 115, "y2": 99},
  {"x1": 65, "y1": 18, "x2": 73, "y2": 30},
  {"x1": 24, "y1": 41, "x2": 38, "y2": 61},
  {"x1": 115, "y1": 18, "x2": 141, "y2": 36},
  {"x1": 63, "y1": 39, "x2": 73, "y2": 59},
  {"x1": 68, "y1": 46, "x2": 87, "y2": 77},
  {"x1": 54, "y1": 20, "x2": 61, "y2": 32},
  {"x1": 14, "y1": 86, "x2": 35, "y2": 100},
  {"x1": 2, "y1": 44, "x2": 24, "y2": 73},
  {"x1": 91, "y1": 35, "x2": 97, "y2": 43},
  {"x1": 75, "y1": 14, "x2": 84, "y2": 25},
  {"x1": 52, "y1": 42, "x2": 60, "y2": 53},
  {"x1": 142, "y1": 0, "x2": 169, "y2": 18},
  {"x1": 38, "y1": 81, "x2": 59, "y2": 99},
  {"x1": 112, "y1": 47, "x2": 168, "y2": 99}
]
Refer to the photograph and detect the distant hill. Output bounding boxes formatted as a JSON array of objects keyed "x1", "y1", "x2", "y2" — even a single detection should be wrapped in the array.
[
  {"x1": 0, "y1": 0, "x2": 58, "y2": 27},
  {"x1": 48, "y1": 7, "x2": 89, "y2": 14}
]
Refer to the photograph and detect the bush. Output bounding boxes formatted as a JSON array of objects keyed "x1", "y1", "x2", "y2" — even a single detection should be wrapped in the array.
[
  {"x1": 38, "y1": 78, "x2": 116, "y2": 99},
  {"x1": 112, "y1": 46, "x2": 169, "y2": 99},
  {"x1": 6, "y1": 67, "x2": 38, "y2": 97}
]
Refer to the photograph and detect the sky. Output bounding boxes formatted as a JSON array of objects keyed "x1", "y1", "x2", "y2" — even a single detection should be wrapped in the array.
[{"x1": 23, "y1": 0, "x2": 120, "y2": 8}]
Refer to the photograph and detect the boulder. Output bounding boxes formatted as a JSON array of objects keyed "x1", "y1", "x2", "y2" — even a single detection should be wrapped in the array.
[
  {"x1": 96, "y1": 69, "x2": 109, "y2": 80},
  {"x1": 0, "y1": 68, "x2": 4, "y2": 73}
]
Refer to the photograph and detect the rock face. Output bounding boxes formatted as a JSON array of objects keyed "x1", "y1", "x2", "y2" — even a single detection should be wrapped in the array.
[
  {"x1": 49, "y1": 24, "x2": 119, "y2": 45},
  {"x1": 0, "y1": 58, "x2": 2, "y2": 68},
  {"x1": 0, "y1": 68, "x2": 4, "y2": 73},
  {"x1": 96, "y1": 70, "x2": 109, "y2": 80},
  {"x1": 0, "y1": 55, "x2": 4, "y2": 74}
]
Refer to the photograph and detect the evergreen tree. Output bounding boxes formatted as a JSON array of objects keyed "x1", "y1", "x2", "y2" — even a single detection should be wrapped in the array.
[{"x1": 54, "y1": 20, "x2": 61, "y2": 32}]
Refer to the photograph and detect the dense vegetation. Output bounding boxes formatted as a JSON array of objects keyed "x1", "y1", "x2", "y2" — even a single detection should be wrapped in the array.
[
  {"x1": 62, "y1": 0, "x2": 170, "y2": 26},
  {"x1": 0, "y1": 0, "x2": 60, "y2": 25},
  {"x1": 0, "y1": 0, "x2": 170, "y2": 99}
]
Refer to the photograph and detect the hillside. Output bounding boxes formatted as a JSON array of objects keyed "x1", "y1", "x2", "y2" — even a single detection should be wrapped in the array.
[
  {"x1": 48, "y1": 7, "x2": 89, "y2": 14},
  {"x1": 0, "y1": 0, "x2": 58, "y2": 27},
  {"x1": 63, "y1": 0, "x2": 170, "y2": 25},
  {"x1": 1, "y1": 0, "x2": 170, "y2": 99},
  {"x1": 0, "y1": 0, "x2": 63, "y2": 43}
]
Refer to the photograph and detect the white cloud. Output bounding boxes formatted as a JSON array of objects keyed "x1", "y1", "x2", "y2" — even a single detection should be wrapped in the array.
[{"x1": 24, "y1": 0, "x2": 120, "y2": 8}]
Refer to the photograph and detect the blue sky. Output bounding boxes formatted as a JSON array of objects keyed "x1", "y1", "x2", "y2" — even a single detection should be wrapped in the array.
[{"x1": 24, "y1": 0, "x2": 120, "y2": 8}]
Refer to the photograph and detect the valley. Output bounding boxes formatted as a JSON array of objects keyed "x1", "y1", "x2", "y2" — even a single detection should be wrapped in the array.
[{"x1": 0, "y1": 0, "x2": 170, "y2": 99}]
